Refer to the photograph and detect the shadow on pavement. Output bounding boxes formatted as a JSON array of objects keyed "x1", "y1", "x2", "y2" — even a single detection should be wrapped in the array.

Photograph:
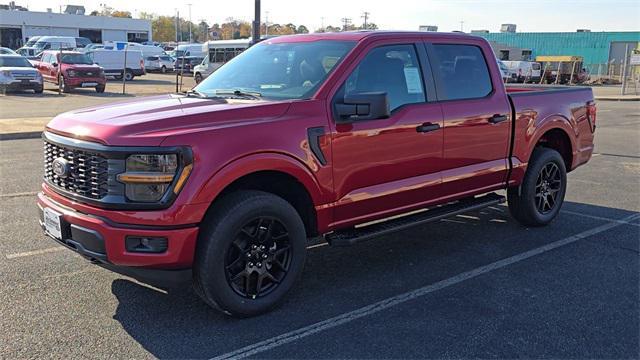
[{"x1": 110, "y1": 202, "x2": 639, "y2": 359}]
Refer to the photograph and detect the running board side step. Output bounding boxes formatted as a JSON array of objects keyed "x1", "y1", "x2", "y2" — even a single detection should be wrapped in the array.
[{"x1": 325, "y1": 193, "x2": 506, "y2": 247}]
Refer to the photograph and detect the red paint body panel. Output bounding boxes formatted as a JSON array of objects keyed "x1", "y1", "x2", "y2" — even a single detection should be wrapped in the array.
[{"x1": 38, "y1": 32, "x2": 595, "y2": 271}]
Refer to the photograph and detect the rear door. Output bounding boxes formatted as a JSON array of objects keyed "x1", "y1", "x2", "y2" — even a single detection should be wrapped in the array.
[
  {"x1": 425, "y1": 41, "x2": 511, "y2": 198},
  {"x1": 329, "y1": 41, "x2": 444, "y2": 226}
]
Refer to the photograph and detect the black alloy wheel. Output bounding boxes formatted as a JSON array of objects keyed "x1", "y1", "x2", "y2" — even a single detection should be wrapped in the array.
[
  {"x1": 224, "y1": 217, "x2": 292, "y2": 299},
  {"x1": 534, "y1": 162, "x2": 562, "y2": 214}
]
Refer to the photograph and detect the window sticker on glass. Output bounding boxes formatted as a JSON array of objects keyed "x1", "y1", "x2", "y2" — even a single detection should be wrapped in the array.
[{"x1": 404, "y1": 67, "x2": 423, "y2": 94}]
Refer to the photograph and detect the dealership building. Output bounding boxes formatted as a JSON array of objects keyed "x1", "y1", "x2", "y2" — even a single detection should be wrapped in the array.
[
  {"x1": 0, "y1": 6, "x2": 152, "y2": 48},
  {"x1": 470, "y1": 26, "x2": 639, "y2": 72}
]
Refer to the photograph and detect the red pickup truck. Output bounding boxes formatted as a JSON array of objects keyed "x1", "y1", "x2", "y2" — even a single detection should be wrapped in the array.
[
  {"x1": 33, "y1": 50, "x2": 106, "y2": 93},
  {"x1": 38, "y1": 32, "x2": 596, "y2": 317}
]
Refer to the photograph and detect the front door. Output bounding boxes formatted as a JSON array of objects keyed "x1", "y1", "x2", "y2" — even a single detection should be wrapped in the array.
[
  {"x1": 329, "y1": 42, "x2": 444, "y2": 227},
  {"x1": 426, "y1": 42, "x2": 512, "y2": 198}
]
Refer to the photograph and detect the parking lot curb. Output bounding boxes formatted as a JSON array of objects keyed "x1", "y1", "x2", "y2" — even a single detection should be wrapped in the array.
[{"x1": 0, "y1": 131, "x2": 42, "y2": 141}]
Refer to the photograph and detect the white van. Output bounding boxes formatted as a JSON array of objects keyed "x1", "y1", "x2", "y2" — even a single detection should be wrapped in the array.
[
  {"x1": 171, "y1": 43, "x2": 206, "y2": 59},
  {"x1": 86, "y1": 49, "x2": 145, "y2": 81},
  {"x1": 32, "y1": 36, "x2": 76, "y2": 52},
  {"x1": 502, "y1": 61, "x2": 542, "y2": 83},
  {"x1": 193, "y1": 39, "x2": 250, "y2": 83},
  {"x1": 103, "y1": 41, "x2": 165, "y2": 58}
]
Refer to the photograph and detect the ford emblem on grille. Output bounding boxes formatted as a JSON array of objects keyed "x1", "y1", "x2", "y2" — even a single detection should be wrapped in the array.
[{"x1": 52, "y1": 158, "x2": 70, "y2": 178}]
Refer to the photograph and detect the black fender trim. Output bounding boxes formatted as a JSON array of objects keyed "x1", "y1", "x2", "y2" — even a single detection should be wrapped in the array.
[{"x1": 307, "y1": 127, "x2": 327, "y2": 166}]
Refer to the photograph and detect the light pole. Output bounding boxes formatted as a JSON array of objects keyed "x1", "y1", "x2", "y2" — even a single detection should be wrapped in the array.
[
  {"x1": 265, "y1": 11, "x2": 269, "y2": 36},
  {"x1": 362, "y1": 11, "x2": 369, "y2": 30},
  {"x1": 188, "y1": 4, "x2": 192, "y2": 42}
]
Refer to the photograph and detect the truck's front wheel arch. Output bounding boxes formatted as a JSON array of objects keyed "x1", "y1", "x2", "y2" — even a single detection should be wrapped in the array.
[{"x1": 205, "y1": 170, "x2": 318, "y2": 239}]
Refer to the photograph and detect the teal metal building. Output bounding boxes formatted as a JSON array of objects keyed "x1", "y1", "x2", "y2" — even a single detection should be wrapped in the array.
[{"x1": 474, "y1": 31, "x2": 640, "y2": 68}]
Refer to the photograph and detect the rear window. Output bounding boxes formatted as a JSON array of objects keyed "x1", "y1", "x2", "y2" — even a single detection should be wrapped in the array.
[
  {"x1": 532, "y1": 63, "x2": 541, "y2": 70},
  {"x1": 146, "y1": 56, "x2": 157, "y2": 60},
  {"x1": 431, "y1": 44, "x2": 493, "y2": 100}
]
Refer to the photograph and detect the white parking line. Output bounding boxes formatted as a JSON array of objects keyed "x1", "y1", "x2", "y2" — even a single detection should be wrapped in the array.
[
  {"x1": 210, "y1": 212, "x2": 640, "y2": 360},
  {"x1": 5, "y1": 246, "x2": 65, "y2": 259},
  {"x1": 561, "y1": 209, "x2": 640, "y2": 226}
]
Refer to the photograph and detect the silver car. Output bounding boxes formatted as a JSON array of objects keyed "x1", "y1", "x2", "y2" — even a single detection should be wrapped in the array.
[
  {"x1": 144, "y1": 55, "x2": 174, "y2": 73},
  {"x1": 0, "y1": 54, "x2": 44, "y2": 93}
]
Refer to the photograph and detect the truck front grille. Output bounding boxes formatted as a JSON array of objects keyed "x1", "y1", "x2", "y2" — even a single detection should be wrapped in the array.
[{"x1": 44, "y1": 141, "x2": 109, "y2": 199}]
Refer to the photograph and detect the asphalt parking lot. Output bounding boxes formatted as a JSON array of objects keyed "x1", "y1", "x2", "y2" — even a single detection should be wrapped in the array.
[{"x1": 0, "y1": 100, "x2": 638, "y2": 358}]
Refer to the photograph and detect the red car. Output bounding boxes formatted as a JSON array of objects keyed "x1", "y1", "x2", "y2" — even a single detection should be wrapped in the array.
[
  {"x1": 38, "y1": 32, "x2": 596, "y2": 317},
  {"x1": 34, "y1": 50, "x2": 106, "y2": 93}
]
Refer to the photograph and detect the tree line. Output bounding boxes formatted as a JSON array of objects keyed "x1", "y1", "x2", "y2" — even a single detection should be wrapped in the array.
[{"x1": 90, "y1": 8, "x2": 377, "y2": 42}]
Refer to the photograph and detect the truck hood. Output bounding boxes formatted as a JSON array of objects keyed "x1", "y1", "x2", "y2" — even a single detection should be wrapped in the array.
[{"x1": 46, "y1": 94, "x2": 291, "y2": 146}]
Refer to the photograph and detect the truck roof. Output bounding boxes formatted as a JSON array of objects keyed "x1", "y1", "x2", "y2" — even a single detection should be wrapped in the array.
[{"x1": 268, "y1": 30, "x2": 475, "y2": 43}]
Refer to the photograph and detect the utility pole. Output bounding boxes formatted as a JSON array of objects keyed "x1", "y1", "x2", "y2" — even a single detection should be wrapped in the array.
[
  {"x1": 175, "y1": 9, "x2": 180, "y2": 42},
  {"x1": 320, "y1": 16, "x2": 325, "y2": 32},
  {"x1": 252, "y1": 0, "x2": 261, "y2": 44},
  {"x1": 188, "y1": 4, "x2": 192, "y2": 42},
  {"x1": 362, "y1": 11, "x2": 370, "y2": 30},
  {"x1": 265, "y1": 11, "x2": 269, "y2": 36},
  {"x1": 459, "y1": 20, "x2": 464, "y2": 32},
  {"x1": 341, "y1": 17, "x2": 351, "y2": 31}
]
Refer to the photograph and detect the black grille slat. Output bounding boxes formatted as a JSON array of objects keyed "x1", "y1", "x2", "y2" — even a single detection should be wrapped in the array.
[{"x1": 43, "y1": 141, "x2": 109, "y2": 199}]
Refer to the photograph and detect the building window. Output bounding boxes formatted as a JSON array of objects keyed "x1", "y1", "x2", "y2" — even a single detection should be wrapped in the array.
[
  {"x1": 522, "y1": 50, "x2": 532, "y2": 61},
  {"x1": 499, "y1": 50, "x2": 509, "y2": 61},
  {"x1": 127, "y1": 32, "x2": 149, "y2": 43}
]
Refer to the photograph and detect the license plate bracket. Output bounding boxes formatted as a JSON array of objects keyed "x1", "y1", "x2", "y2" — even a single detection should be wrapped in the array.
[{"x1": 44, "y1": 207, "x2": 63, "y2": 240}]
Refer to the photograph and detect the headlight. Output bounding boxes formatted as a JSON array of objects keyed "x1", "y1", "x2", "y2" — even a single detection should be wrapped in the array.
[
  {"x1": 117, "y1": 154, "x2": 186, "y2": 202},
  {"x1": 1, "y1": 70, "x2": 12, "y2": 77},
  {"x1": 35, "y1": 71, "x2": 42, "y2": 79},
  {"x1": 67, "y1": 70, "x2": 77, "y2": 77}
]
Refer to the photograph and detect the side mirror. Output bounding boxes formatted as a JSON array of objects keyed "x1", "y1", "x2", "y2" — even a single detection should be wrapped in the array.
[
  {"x1": 335, "y1": 92, "x2": 390, "y2": 123},
  {"x1": 52, "y1": 62, "x2": 58, "y2": 67}
]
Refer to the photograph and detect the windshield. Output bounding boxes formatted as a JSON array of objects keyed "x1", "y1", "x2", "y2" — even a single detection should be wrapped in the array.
[
  {"x1": 25, "y1": 37, "x2": 40, "y2": 46},
  {"x1": 0, "y1": 56, "x2": 33, "y2": 67},
  {"x1": 60, "y1": 53, "x2": 93, "y2": 65},
  {"x1": 194, "y1": 40, "x2": 355, "y2": 100}
]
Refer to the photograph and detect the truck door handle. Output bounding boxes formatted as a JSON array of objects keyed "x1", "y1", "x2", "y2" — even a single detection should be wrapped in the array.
[
  {"x1": 489, "y1": 114, "x2": 508, "y2": 124},
  {"x1": 416, "y1": 122, "x2": 440, "y2": 133}
]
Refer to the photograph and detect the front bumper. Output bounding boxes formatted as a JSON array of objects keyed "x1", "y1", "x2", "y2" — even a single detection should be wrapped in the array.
[
  {"x1": 64, "y1": 77, "x2": 106, "y2": 87},
  {"x1": 37, "y1": 191, "x2": 198, "y2": 285},
  {"x1": 0, "y1": 80, "x2": 42, "y2": 91}
]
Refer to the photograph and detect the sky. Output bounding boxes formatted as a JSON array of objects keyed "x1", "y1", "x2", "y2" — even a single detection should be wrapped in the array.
[{"x1": 18, "y1": 0, "x2": 640, "y2": 33}]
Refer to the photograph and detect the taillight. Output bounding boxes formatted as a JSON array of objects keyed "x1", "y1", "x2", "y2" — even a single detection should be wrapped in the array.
[{"x1": 587, "y1": 101, "x2": 596, "y2": 132}]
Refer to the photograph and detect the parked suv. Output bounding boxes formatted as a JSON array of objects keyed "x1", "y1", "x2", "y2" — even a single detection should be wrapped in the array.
[
  {"x1": 38, "y1": 32, "x2": 596, "y2": 317},
  {"x1": 144, "y1": 55, "x2": 174, "y2": 73},
  {"x1": 0, "y1": 54, "x2": 43, "y2": 93},
  {"x1": 34, "y1": 51, "x2": 106, "y2": 93}
]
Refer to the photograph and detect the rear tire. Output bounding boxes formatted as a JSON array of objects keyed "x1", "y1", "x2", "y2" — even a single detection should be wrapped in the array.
[
  {"x1": 195, "y1": 73, "x2": 203, "y2": 84},
  {"x1": 193, "y1": 190, "x2": 307, "y2": 317},
  {"x1": 161, "y1": 65, "x2": 167, "y2": 73},
  {"x1": 508, "y1": 147, "x2": 567, "y2": 227},
  {"x1": 124, "y1": 70, "x2": 133, "y2": 81}
]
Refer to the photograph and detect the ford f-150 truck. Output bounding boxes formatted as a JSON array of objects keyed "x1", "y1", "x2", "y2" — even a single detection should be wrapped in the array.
[{"x1": 37, "y1": 32, "x2": 596, "y2": 317}]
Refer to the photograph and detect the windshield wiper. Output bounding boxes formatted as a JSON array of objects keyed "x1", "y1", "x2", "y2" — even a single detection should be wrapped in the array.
[
  {"x1": 214, "y1": 89, "x2": 262, "y2": 100},
  {"x1": 185, "y1": 89, "x2": 211, "y2": 98}
]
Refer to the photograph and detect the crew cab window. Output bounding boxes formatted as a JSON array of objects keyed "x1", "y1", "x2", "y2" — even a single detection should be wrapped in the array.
[
  {"x1": 343, "y1": 44, "x2": 425, "y2": 111},
  {"x1": 431, "y1": 44, "x2": 492, "y2": 100}
]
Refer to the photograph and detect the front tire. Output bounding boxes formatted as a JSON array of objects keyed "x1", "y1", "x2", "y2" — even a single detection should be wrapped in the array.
[
  {"x1": 161, "y1": 65, "x2": 167, "y2": 73},
  {"x1": 193, "y1": 190, "x2": 307, "y2": 317},
  {"x1": 195, "y1": 73, "x2": 203, "y2": 84},
  {"x1": 95, "y1": 84, "x2": 105, "y2": 93},
  {"x1": 508, "y1": 147, "x2": 567, "y2": 226},
  {"x1": 58, "y1": 75, "x2": 71, "y2": 93},
  {"x1": 124, "y1": 70, "x2": 133, "y2": 81}
]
